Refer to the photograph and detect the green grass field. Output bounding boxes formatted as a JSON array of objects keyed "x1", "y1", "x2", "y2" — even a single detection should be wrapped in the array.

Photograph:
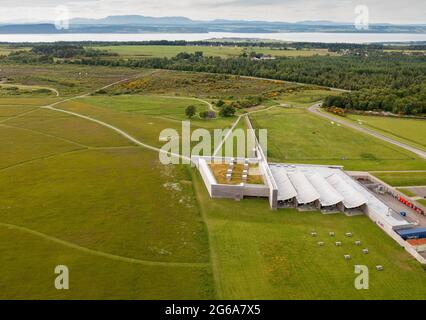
[
  {"x1": 83, "y1": 95, "x2": 209, "y2": 120},
  {"x1": 0, "y1": 65, "x2": 425, "y2": 299},
  {"x1": 0, "y1": 146, "x2": 214, "y2": 298},
  {"x1": 371, "y1": 172, "x2": 426, "y2": 187},
  {"x1": 250, "y1": 107, "x2": 426, "y2": 171},
  {"x1": 192, "y1": 170, "x2": 426, "y2": 299},
  {"x1": 346, "y1": 114, "x2": 426, "y2": 151},
  {"x1": 397, "y1": 188, "x2": 417, "y2": 197},
  {"x1": 89, "y1": 45, "x2": 335, "y2": 59},
  {"x1": 274, "y1": 89, "x2": 334, "y2": 107}
]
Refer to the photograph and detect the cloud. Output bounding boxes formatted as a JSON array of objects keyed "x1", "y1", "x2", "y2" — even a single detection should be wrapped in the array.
[{"x1": 0, "y1": 0, "x2": 424, "y2": 24}]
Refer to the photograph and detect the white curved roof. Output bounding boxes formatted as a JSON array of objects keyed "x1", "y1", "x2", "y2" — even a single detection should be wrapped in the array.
[
  {"x1": 270, "y1": 166, "x2": 297, "y2": 201},
  {"x1": 288, "y1": 171, "x2": 320, "y2": 204},
  {"x1": 326, "y1": 173, "x2": 367, "y2": 209},
  {"x1": 306, "y1": 173, "x2": 344, "y2": 207}
]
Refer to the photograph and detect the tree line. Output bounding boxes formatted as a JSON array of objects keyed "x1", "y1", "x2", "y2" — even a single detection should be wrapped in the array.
[{"x1": 2, "y1": 44, "x2": 425, "y2": 115}]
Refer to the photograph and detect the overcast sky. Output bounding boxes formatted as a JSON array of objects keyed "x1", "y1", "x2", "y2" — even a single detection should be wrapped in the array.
[{"x1": 0, "y1": 0, "x2": 425, "y2": 24}]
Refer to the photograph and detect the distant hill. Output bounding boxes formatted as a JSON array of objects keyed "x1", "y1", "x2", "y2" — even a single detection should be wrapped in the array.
[
  {"x1": 71, "y1": 15, "x2": 194, "y2": 25},
  {"x1": 0, "y1": 15, "x2": 424, "y2": 34}
]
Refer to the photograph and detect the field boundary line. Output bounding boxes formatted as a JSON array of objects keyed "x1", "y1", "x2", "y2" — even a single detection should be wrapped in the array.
[
  {"x1": 42, "y1": 105, "x2": 190, "y2": 162},
  {"x1": 0, "y1": 222, "x2": 208, "y2": 268},
  {"x1": 0, "y1": 149, "x2": 87, "y2": 173},
  {"x1": 0, "y1": 123, "x2": 90, "y2": 149},
  {"x1": 0, "y1": 107, "x2": 41, "y2": 124}
]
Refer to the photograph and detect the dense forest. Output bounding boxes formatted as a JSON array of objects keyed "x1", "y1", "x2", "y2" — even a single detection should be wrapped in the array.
[
  {"x1": 90, "y1": 51, "x2": 425, "y2": 115},
  {"x1": 2, "y1": 43, "x2": 426, "y2": 115}
]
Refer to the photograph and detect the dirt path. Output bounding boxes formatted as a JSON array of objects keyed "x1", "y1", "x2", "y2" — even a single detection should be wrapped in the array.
[
  {"x1": 212, "y1": 115, "x2": 242, "y2": 156},
  {"x1": 0, "y1": 83, "x2": 60, "y2": 97},
  {"x1": 308, "y1": 103, "x2": 426, "y2": 159},
  {"x1": 159, "y1": 95, "x2": 216, "y2": 112}
]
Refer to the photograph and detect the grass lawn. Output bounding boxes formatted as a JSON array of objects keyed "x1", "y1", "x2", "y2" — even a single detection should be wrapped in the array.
[
  {"x1": 192, "y1": 170, "x2": 426, "y2": 299},
  {"x1": 5, "y1": 108, "x2": 133, "y2": 148},
  {"x1": 0, "y1": 124, "x2": 82, "y2": 169},
  {"x1": 0, "y1": 147, "x2": 215, "y2": 299},
  {"x1": 89, "y1": 45, "x2": 335, "y2": 59},
  {"x1": 250, "y1": 108, "x2": 426, "y2": 171},
  {"x1": 0, "y1": 97, "x2": 59, "y2": 106},
  {"x1": 0, "y1": 105, "x2": 38, "y2": 119},
  {"x1": 82, "y1": 95, "x2": 209, "y2": 121},
  {"x1": 0, "y1": 227, "x2": 213, "y2": 300},
  {"x1": 371, "y1": 172, "x2": 426, "y2": 187},
  {"x1": 397, "y1": 188, "x2": 417, "y2": 197},
  {"x1": 1, "y1": 64, "x2": 424, "y2": 300},
  {"x1": 346, "y1": 114, "x2": 426, "y2": 151},
  {"x1": 60, "y1": 98, "x2": 236, "y2": 154},
  {"x1": 274, "y1": 89, "x2": 334, "y2": 107}
]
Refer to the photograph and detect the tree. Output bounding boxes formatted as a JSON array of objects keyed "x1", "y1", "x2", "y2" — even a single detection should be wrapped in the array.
[
  {"x1": 219, "y1": 105, "x2": 236, "y2": 117},
  {"x1": 216, "y1": 100, "x2": 225, "y2": 107},
  {"x1": 185, "y1": 105, "x2": 197, "y2": 118}
]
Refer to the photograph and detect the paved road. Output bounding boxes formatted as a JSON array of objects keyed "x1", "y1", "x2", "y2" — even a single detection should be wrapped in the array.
[{"x1": 308, "y1": 103, "x2": 426, "y2": 160}]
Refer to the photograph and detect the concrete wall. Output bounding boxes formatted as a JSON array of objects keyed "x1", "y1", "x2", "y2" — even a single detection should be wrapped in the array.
[
  {"x1": 365, "y1": 204, "x2": 426, "y2": 265},
  {"x1": 197, "y1": 156, "x2": 270, "y2": 200},
  {"x1": 243, "y1": 184, "x2": 270, "y2": 197},
  {"x1": 245, "y1": 115, "x2": 278, "y2": 209},
  {"x1": 349, "y1": 171, "x2": 425, "y2": 214},
  {"x1": 198, "y1": 158, "x2": 217, "y2": 197},
  {"x1": 211, "y1": 183, "x2": 244, "y2": 199}
]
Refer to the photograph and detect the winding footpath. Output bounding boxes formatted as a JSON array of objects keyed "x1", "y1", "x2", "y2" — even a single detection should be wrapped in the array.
[
  {"x1": 308, "y1": 103, "x2": 426, "y2": 159},
  {"x1": 0, "y1": 222, "x2": 207, "y2": 268}
]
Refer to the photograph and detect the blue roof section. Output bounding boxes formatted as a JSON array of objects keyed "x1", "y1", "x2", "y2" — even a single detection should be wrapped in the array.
[{"x1": 397, "y1": 228, "x2": 426, "y2": 236}]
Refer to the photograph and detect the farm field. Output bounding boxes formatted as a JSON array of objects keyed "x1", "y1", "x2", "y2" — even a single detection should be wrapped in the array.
[
  {"x1": 89, "y1": 45, "x2": 336, "y2": 59},
  {"x1": 346, "y1": 114, "x2": 426, "y2": 152},
  {"x1": 192, "y1": 170, "x2": 426, "y2": 299},
  {"x1": 250, "y1": 107, "x2": 426, "y2": 171}
]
